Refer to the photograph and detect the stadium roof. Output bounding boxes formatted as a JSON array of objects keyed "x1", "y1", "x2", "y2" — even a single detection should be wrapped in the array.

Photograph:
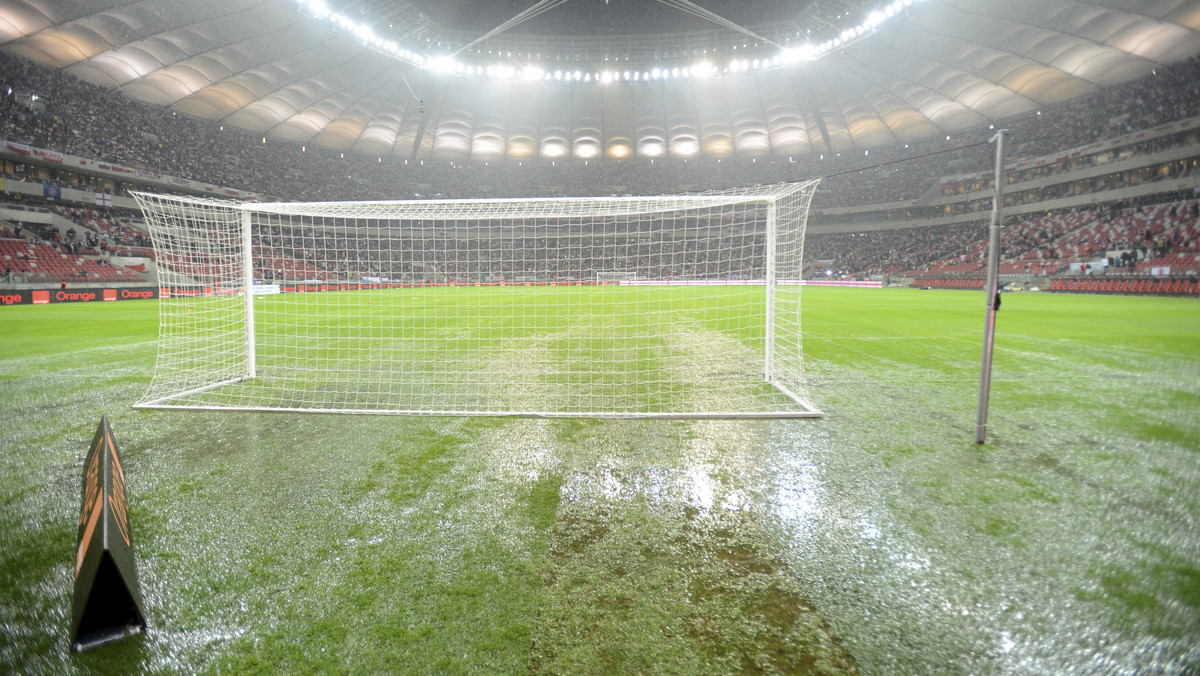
[{"x1": 2, "y1": 0, "x2": 1199, "y2": 162}]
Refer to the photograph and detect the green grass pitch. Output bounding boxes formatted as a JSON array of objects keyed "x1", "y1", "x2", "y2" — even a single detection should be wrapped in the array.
[
  {"x1": 1, "y1": 286, "x2": 1198, "y2": 674},
  {"x1": 146, "y1": 285, "x2": 808, "y2": 416}
]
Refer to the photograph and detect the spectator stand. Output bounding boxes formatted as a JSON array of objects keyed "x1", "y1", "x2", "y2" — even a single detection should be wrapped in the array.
[{"x1": 1, "y1": 51, "x2": 1199, "y2": 295}]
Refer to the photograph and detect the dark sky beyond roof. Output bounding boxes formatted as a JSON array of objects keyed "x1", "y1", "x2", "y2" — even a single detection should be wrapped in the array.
[{"x1": 397, "y1": 0, "x2": 838, "y2": 37}]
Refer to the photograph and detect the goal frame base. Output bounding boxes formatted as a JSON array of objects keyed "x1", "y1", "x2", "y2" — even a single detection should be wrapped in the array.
[
  {"x1": 131, "y1": 406, "x2": 824, "y2": 419},
  {"x1": 132, "y1": 379, "x2": 823, "y2": 419}
]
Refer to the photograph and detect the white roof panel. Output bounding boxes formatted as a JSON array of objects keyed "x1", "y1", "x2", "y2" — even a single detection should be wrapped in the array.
[{"x1": 0, "y1": 0, "x2": 1197, "y2": 161}]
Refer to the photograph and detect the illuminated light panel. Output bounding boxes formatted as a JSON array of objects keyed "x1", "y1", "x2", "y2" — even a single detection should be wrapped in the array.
[
  {"x1": 506, "y1": 141, "x2": 537, "y2": 159},
  {"x1": 428, "y1": 55, "x2": 456, "y2": 73},
  {"x1": 541, "y1": 143, "x2": 568, "y2": 158},
  {"x1": 607, "y1": 145, "x2": 632, "y2": 159},
  {"x1": 672, "y1": 140, "x2": 699, "y2": 156},
  {"x1": 640, "y1": 142, "x2": 665, "y2": 157}
]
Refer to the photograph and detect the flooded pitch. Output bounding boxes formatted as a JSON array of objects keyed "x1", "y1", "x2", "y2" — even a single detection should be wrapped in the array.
[{"x1": 1, "y1": 291, "x2": 1197, "y2": 674}]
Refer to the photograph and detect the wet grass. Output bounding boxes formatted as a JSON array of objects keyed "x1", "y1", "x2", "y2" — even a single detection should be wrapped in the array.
[
  {"x1": 1, "y1": 288, "x2": 1199, "y2": 674},
  {"x1": 149, "y1": 285, "x2": 796, "y2": 414},
  {"x1": 531, "y1": 488, "x2": 857, "y2": 674}
]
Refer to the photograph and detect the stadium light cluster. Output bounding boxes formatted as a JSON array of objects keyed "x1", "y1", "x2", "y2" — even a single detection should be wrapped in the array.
[
  {"x1": 299, "y1": 0, "x2": 428, "y2": 67},
  {"x1": 298, "y1": 0, "x2": 926, "y2": 83}
]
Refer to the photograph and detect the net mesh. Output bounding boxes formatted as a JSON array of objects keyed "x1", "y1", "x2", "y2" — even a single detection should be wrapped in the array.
[{"x1": 133, "y1": 181, "x2": 820, "y2": 417}]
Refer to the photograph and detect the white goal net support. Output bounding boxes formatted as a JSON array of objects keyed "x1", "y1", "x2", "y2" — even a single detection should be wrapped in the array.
[{"x1": 132, "y1": 181, "x2": 821, "y2": 418}]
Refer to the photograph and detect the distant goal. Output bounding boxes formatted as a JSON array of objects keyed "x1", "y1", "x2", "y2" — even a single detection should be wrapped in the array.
[{"x1": 132, "y1": 181, "x2": 821, "y2": 418}]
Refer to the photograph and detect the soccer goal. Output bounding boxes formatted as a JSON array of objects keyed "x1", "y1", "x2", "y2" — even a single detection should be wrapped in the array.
[
  {"x1": 132, "y1": 181, "x2": 821, "y2": 418},
  {"x1": 596, "y1": 271, "x2": 638, "y2": 284}
]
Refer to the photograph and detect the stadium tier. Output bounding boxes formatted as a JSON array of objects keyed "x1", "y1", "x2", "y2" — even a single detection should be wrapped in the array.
[{"x1": 0, "y1": 32, "x2": 1198, "y2": 292}]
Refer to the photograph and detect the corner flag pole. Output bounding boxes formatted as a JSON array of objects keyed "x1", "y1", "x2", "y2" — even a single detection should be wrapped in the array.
[{"x1": 976, "y1": 129, "x2": 1008, "y2": 444}]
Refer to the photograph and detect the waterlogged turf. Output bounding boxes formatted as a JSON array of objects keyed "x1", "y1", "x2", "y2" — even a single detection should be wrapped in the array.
[
  {"x1": 0, "y1": 287, "x2": 1198, "y2": 674},
  {"x1": 142, "y1": 285, "x2": 805, "y2": 415}
]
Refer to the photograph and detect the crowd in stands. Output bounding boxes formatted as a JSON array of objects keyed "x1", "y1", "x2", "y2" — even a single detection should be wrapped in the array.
[
  {"x1": 144, "y1": 194, "x2": 1189, "y2": 291},
  {"x1": 252, "y1": 222, "x2": 771, "y2": 283},
  {"x1": 804, "y1": 221, "x2": 987, "y2": 279},
  {"x1": 897, "y1": 197, "x2": 1200, "y2": 280},
  {"x1": 1, "y1": 49, "x2": 1199, "y2": 292},
  {"x1": 0, "y1": 234, "x2": 146, "y2": 284},
  {"x1": 0, "y1": 56, "x2": 252, "y2": 189},
  {"x1": 5, "y1": 189, "x2": 1195, "y2": 290},
  {"x1": 2, "y1": 51, "x2": 1199, "y2": 210},
  {"x1": 0, "y1": 200, "x2": 156, "y2": 284}
]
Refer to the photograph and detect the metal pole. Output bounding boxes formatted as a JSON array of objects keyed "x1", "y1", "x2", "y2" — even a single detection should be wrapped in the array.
[{"x1": 976, "y1": 129, "x2": 1008, "y2": 444}]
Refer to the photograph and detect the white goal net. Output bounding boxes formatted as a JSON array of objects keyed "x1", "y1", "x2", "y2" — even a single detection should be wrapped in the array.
[{"x1": 132, "y1": 181, "x2": 821, "y2": 418}]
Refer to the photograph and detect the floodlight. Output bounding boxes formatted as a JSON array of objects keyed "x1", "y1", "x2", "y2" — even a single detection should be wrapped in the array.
[
  {"x1": 787, "y1": 45, "x2": 817, "y2": 62},
  {"x1": 675, "y1": 140, "x2": 699, "y2": 156},
  {"x1": 427, "y1": 55, "x2": 455, "y2": 73}
]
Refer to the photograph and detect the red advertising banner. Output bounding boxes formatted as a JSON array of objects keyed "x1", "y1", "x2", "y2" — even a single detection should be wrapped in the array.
[{"x1": 0, "y1": 287, "x2": 160, "y2": 306}]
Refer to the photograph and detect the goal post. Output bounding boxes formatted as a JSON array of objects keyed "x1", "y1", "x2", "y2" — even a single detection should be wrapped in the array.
[
  {"x1": 133, "y1": 192, "x2": 254, "y2": 402},
  {"x1": 241, "y1": 208, "x2": 256, "y2": 379},
  {"x1": 132, "y1": 181, "x2": 821, "y2": 418}
]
